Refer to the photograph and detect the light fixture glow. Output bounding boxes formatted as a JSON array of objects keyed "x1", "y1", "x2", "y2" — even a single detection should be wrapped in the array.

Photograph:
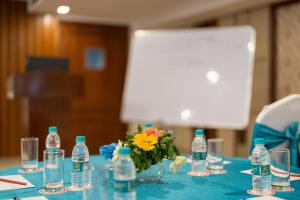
[
  {"x1": 181, "y1": 109, "x2": 192, "y2": 121},
  {"x1": 43, "y1": 14, "x2": 52, "y2": 26},
  {"x1": 135, "y1": 30, "x2": 146, "y2": 37},
  {"x1": 206, "y1": 70, "x2": 220, "y2": 84},
  {"x1": 57, "y1": 5, "x2": 70, "y2": 15}
]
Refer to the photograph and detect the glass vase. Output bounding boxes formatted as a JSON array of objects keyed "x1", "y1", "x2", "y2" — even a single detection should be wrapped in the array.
[{"x1": 137, "y1": 163, "x2": 165, "y2": 183}]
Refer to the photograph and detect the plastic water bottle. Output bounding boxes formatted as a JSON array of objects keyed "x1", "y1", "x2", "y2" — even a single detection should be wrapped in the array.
[
  {"x1": 251, "y1": 138, "x2": 271, "y2": 195},
  {"x1": 144, "y1": 123, "x2": 152, "y2": 129},
  {"x1": 114, "y1": 147, "x2": 136, "y2": 200},
  {"x1": 45, "y1": 126, "x2": 60, "y2": 149},
  {"x1": 192, "y1": 129, "x2": 207, "y2": 173},
  {"x1": 71, "y1": 136, "x2": 90, "y2": 191}
]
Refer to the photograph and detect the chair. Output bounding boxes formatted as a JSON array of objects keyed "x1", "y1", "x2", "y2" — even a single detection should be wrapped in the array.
[{"x1": 250, "y1": 94, "x2": 300, "y2": 167}]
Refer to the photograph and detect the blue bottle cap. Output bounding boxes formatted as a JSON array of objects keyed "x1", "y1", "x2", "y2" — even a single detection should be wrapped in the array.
[
  {"x1": 76, "y1": 136, "x2": 86, "y2": 142},
  {"x1": 254, "y1": 138, "x2": 265, "y2": 145},
  {"x1": 144, "y1": 123, "x2": 152, "y2": 128},
  {"x1": 48, "y1": 126, "x2": 57, "y2": 133},
  {"x1": 195, "y1": 129, "x2": 204, "y2": 136},
  {"x1": 119, "y1": 147, "x2": 131, "y2": 155}
]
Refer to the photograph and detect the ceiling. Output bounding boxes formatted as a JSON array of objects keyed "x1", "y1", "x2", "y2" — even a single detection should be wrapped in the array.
[{"x1": 28, "y1": 0, "x2": 287, "y2": 28}]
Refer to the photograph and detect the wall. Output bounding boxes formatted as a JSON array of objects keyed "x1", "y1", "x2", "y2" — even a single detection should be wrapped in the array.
[
  {"x1": 0, "y1": 1, "x2": 67, "y2": 156},
  {"x1": 0, "y1": 0, "x2": 27, "y2": 156},
  {"x1": 276, "y1": 2, "x2": 300, "y2": 98},
  {"x1": 0, "y1": 0, "x2": 128, "y2": 157}
]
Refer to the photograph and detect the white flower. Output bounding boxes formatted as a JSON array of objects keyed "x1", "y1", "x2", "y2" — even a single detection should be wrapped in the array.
[{"x1": 112, "y1": 140, "x2": 123, "y2": 162}]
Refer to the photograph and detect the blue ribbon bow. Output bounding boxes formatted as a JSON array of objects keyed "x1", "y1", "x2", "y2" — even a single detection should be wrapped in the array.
[{"x1": 250, "y1": 122, "x2": 300, "y2": 167}]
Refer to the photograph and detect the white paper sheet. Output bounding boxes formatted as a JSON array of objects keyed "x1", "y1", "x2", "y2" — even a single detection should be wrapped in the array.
[
  {"x1": 0, "y1": 175, "x2": 34, "y2": 191},
  {"x1": 245, "y1": 196, "x2": 284, "y2": 200},
  {"x1": 20, "y1": 197, "x2": 47, "y2": 200},
  {"x1": 4, "y1": 197, "x2": 48, "y2": 200},
  {"x1": 240, "y1": 169, "x2": 300, "y2": 181}
]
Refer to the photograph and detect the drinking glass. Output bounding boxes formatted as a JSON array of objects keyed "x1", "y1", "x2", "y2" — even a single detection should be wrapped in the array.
[
  {"x1": 207, "y1": 138, "x2": 224, "y2": 173},
  {"x1": 270, "y1": 148, "x2": 291, "y2": 191},
  {"x1": 83, "y1": 164, "x2": 110, "y2": 200},
  {"x1": 43, "y1": 149, "x2": 65, "y2": 192},
  {"x1": 21, "y1": 137, "x2": 39, "y2": 172}
]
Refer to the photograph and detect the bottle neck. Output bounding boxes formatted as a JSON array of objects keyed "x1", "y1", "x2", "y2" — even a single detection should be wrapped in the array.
[
  {"x1": 49, "y1": 131, "x2": 57, "y2": 135},
  {"x1": 255, "y1": 144, "x2": 264, "y2": 147},
  {"x1": 76, "y1": 141, "x2": 85, "y2": 145}
]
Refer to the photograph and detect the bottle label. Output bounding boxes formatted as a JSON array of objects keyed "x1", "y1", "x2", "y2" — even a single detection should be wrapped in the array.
[
  {"x1": 192, "y1": 152, "x2": 206, "y2": 161},
  {"x1": 72, "y1": 161, "x2": 87, "y2": 172},
  {"x1": 252, "y1": 164, "x2": 270, "y2": 176},
  {"x1": 114, "y1": 180, "x2": 135, "y2": 192}
]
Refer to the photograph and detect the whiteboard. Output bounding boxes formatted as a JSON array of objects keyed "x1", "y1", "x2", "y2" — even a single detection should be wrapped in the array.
[{"x1": 121, "y1": 26, "x2": 256, "y2": 129}]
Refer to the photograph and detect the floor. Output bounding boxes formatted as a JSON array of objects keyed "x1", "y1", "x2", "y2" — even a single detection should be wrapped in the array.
[{"x1": 0, "y1": 156, "x2": 19, "y2": 170}]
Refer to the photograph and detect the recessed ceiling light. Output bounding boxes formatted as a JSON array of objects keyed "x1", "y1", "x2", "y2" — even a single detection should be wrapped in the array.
[{"x1": 57, "y1": 5, "x2": 70, "y2": 15}]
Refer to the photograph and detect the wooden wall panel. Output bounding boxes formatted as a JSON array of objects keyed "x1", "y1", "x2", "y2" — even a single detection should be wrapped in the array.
[
  {"x1": 276, "y1": 2, "x2": 300, "y2": 98},
  {"x1": 0, "y1": 0, "x2": 27, "y2": 156},
  {"x1": 59, "y1": 23, "x2": 127, "y2": 156},
  {"x1": 0, "y1": 0, "x2": 128, "y2": 157}
]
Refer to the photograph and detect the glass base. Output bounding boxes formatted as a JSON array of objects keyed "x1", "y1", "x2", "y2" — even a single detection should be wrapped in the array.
[
  {"x1": 137, "y1": 164, "x2": 165, "y2": 183},
  {"x1": 272, "y1": 182, "x2": 294, "y2": 192},
  {"x1": 247, "y1": 189, "x2": 275, "y2": 196},
  {"x1": 209, "y1": 169, "x2": 227, "y2": 174},
  {"x1": 19, "y1": 167, "x2": 43, "y2": 174},
  {"x1": 187, "y1": 170, "x2": 210, "y2": 176},
  {"x1": 137, "y1": 176, "x2": 161, "y2": 183},
  {"x1": 39, "y1": 187, "x2": 68, "y2": 194},
  {"x1": 67, "y1": 185, "x2": 85, "y2": 192}
]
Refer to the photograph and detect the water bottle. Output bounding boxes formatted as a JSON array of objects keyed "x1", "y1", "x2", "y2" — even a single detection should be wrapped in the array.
[
  {"x1": 192, "y1": 129, "x2": 207, "y2": 173},
  {"x1": 144, "y1": 123, "x2": 152, "y2": 129},
  {"x1": 251, "y1": 138, "x2": 271, "y2": 195},
  {"x1": 71, "y1": 136, "x2": 90, "y2": 191},
  {"x1": 114, "y1": 147, "x2": 136, "y2": 200},
  {"x1": 45, "y1": 126, "x2": 60, "y2": 149}
]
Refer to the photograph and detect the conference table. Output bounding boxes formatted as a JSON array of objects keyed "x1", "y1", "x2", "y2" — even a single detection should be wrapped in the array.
[{"x1": 0, "y1": 156, "x2": 299, "y2": 200}]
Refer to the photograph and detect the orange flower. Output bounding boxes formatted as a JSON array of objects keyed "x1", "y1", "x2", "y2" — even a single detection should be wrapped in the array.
[{"x1": 145, "y1": 128, "x2": 162, "y2": 138}]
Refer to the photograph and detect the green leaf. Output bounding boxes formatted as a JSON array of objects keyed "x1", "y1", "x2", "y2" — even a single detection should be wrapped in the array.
[
  {"x1": 137, "y1": 124, "x2": 143, "y2": 133},
  {"x1": 167, "y1": 145, "x2": 175, "y2": 159},
  {"x1": 160, "y1": 137, "x2": 171, "y2": 143},
  {"x1": 160, "y1": 143, "x2": 167, "y2": 149}
]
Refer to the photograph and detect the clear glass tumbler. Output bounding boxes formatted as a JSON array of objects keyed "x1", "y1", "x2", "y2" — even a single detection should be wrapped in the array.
[
  {"x1": 43, "y1": 149, "x2": 65, "y2": 192},
  {"x1": 83, "y1": 164, "x2": 110, "y2": 200},
  {"x1": 207, "y1": 138, "x2": 224, "y2": 173},
  {"x1": 21, "y1": 137, "x2": 39, "y2": 172},
  {"x1": 270, "y1": 148, "x2": 290, "y2": 191}
]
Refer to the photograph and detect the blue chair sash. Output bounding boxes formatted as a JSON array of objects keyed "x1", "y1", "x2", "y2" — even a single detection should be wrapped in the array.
[{"x1": 250, "y1": 122, "x2": 300, "y2": 167}]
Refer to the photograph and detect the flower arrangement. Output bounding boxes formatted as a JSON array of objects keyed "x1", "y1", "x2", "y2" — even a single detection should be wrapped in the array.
[{"x1": 112, "y1": 124, "x2": 180, "y2": 173}]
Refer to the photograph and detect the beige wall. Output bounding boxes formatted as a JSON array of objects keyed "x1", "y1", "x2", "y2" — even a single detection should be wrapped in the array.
[{"x1": 276, "y1": 2, "x2": 300, "y2": 99}]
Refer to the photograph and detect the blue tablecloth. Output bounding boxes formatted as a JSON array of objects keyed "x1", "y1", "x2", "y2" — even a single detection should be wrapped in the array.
[{"x1": 1, "y1": 156, "x2": 300, "y2": 200}]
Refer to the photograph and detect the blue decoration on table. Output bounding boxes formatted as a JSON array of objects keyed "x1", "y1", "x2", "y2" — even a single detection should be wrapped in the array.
[
  {"x1": 99, "y1": 143, "x2": 117, "y2": 159},
  {"x1": 250, "y1": 122, "x2": 300, "y2": 167}
]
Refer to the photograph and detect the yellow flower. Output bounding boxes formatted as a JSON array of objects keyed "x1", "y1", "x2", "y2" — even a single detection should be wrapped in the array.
[{"x1": 133, "y1": 133, "x2": 158, "y2": 151}]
